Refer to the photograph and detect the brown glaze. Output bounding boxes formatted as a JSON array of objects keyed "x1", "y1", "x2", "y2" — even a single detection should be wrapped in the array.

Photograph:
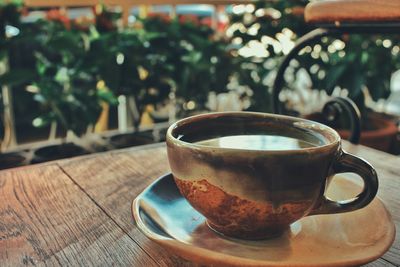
[
  {"x1": 132, "y1": 173, "x2": 395, "y2": 267},
  {"x1": 174, "y1": 177, "x2": 312, "y2": 239},
  {"x1": 166, "y1": 112, "x2": 378, "y2": 239}
]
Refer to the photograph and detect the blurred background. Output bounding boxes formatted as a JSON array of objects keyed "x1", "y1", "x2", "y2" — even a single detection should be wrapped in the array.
[{"x1": 0, "y1": 0, "x2": 399, "y2": 168}]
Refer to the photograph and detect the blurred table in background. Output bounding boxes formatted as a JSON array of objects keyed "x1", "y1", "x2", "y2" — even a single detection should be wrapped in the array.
[{"x1": 24, "y1": 0, "x2": 253, "y2": 24}]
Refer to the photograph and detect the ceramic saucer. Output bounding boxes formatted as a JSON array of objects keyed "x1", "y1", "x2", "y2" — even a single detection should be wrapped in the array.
[{"x1": 132, "y1": 173, "x2": 395, "y2": 267}]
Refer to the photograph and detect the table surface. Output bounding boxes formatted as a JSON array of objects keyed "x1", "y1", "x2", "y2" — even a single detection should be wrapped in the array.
[{"x1": 0, "y1": 142, "x2": 398, "y2": 267}]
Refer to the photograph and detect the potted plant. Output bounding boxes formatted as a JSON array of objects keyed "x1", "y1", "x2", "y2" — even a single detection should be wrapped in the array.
[
  {"x1": 0, "y1": 1, "x2": 29, "y2": 169},
  {"x1": 229, "y1": 0, "x2": 399, "y2": 153},
  {"x1": 142, "y1": 16, "x2": 238, "y2": 118},
  {"x1": 15, "y1": 17, "x2": 117, "y2": 162},
  {"x1": 86, "y1": 12, "x2": 168, "y2": 148}
]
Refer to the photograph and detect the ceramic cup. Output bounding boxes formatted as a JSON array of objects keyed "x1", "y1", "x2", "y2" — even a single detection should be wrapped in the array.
[{"x1": 166, "y1": 112, "x2": 378, "y2": 240}]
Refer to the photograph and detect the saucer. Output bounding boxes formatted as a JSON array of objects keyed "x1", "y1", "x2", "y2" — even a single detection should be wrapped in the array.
[{"x1": 132, "y1": 173, "x2": 395, "y2": 267}]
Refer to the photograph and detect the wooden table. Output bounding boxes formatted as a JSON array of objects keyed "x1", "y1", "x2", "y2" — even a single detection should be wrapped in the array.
[{"x1": 0, "y1": 142, "x2": 398, "y2": 266}]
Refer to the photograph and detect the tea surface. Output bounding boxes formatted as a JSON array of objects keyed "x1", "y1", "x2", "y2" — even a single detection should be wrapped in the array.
[{"x1": 196, "y1": 135, "x2": 316, "y2": 151}]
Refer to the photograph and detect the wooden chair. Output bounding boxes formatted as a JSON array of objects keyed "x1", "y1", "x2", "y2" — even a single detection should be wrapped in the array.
[
  {"x1": 272, "y1": 0, "x2": 400, "y2": 144},
  {"x1": 305, "y1": 0, "x2": 400, "y2": 24}
]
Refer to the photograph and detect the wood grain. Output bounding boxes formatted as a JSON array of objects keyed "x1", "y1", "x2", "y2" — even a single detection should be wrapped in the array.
[
  {"x1": 364, "y1": 258, "x2": 396, "y2": 267},
  {"x1": 59, "y1": 144, "x2": 195, "y2": 267},
  {"x1": 1, "y1": 141, "x2": 398, "y2": 266},
  {"x1": 0, "y1": 164, "x2": 157, "y2": 266},
  {"x1": 342, "y1": 143, "x2": 400, "y2": 265},
  {"x1": 59, "y1": 142, "x2": 400, "y2": 267},
  {"x1": 305, "y1": 0, "x2": 400, "y2": 23}
]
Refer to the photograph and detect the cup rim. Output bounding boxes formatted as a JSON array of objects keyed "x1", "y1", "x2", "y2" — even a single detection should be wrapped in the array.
[{"x1": 167, "y1": 111, "x2": 341, "y2": 154}]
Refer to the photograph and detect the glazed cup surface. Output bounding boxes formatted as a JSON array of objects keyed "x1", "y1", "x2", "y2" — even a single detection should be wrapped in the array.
[{"x1": 166, "y1": 112, "x2": 378, "y2": 239}]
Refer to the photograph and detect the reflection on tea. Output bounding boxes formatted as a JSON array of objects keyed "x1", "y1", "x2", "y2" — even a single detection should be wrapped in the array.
[{"x1": 196, "y1": 135, "x2": 316, "y2": 150}]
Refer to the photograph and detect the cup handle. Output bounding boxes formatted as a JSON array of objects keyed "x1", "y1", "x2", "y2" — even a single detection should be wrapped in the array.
[{"x1": 309, "y1": 151, "x2": 378, "y2": 215}]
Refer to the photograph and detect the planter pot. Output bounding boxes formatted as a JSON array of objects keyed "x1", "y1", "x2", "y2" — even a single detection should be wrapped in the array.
[
  {"x1": 32, "y1": 143, "x2": 89, "y2": 164},
  {"x1": 339, "y1": 115, "x2": 398, "y2": 153},
  {"x1": 109, "y1": 131, "x2": 155, "y2": 149},
  {"x1": 305, "y1": 113, "x2": 398, "y2": 153},
  {"x1": 0, "y1": 152, "x2": 27, "y2": 170}
]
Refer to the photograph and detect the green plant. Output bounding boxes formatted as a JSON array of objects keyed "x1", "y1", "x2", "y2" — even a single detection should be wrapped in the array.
[
  {"x1": 0, "y1": 1, "x2": 24, "y2": 144},
  {"x1": 92, "y1": 14, "x2": 237, "y2": 122},
  {"x1": 7, "y1": 18, "x2": 117, "y2": 137},
  {"x1": 0, "y1": 1, "x2": 22, "y2": 39},
  {"x1": 93, "y1": 4, "x2": 121, "y2": 32},
  {"x1": 229, "y1": 0, "x2": 400, "y2": 122},
  {"x1": 141, "y1": 16, "x2": 237, "y2": 116},
  {"x1": 85, "y1": 26, "x2": 168, "y2": 128},
  {"x1": 229, "y1": 0, "x2": 311, "y2": 112},
  {"x1": 1, "y1": 4, "x2": 238, "y2": 141}
]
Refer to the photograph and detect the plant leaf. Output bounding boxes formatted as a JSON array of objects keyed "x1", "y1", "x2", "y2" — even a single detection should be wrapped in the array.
[{"x1": 0, "y1": 68, "x2": 36, "y2": 86}]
